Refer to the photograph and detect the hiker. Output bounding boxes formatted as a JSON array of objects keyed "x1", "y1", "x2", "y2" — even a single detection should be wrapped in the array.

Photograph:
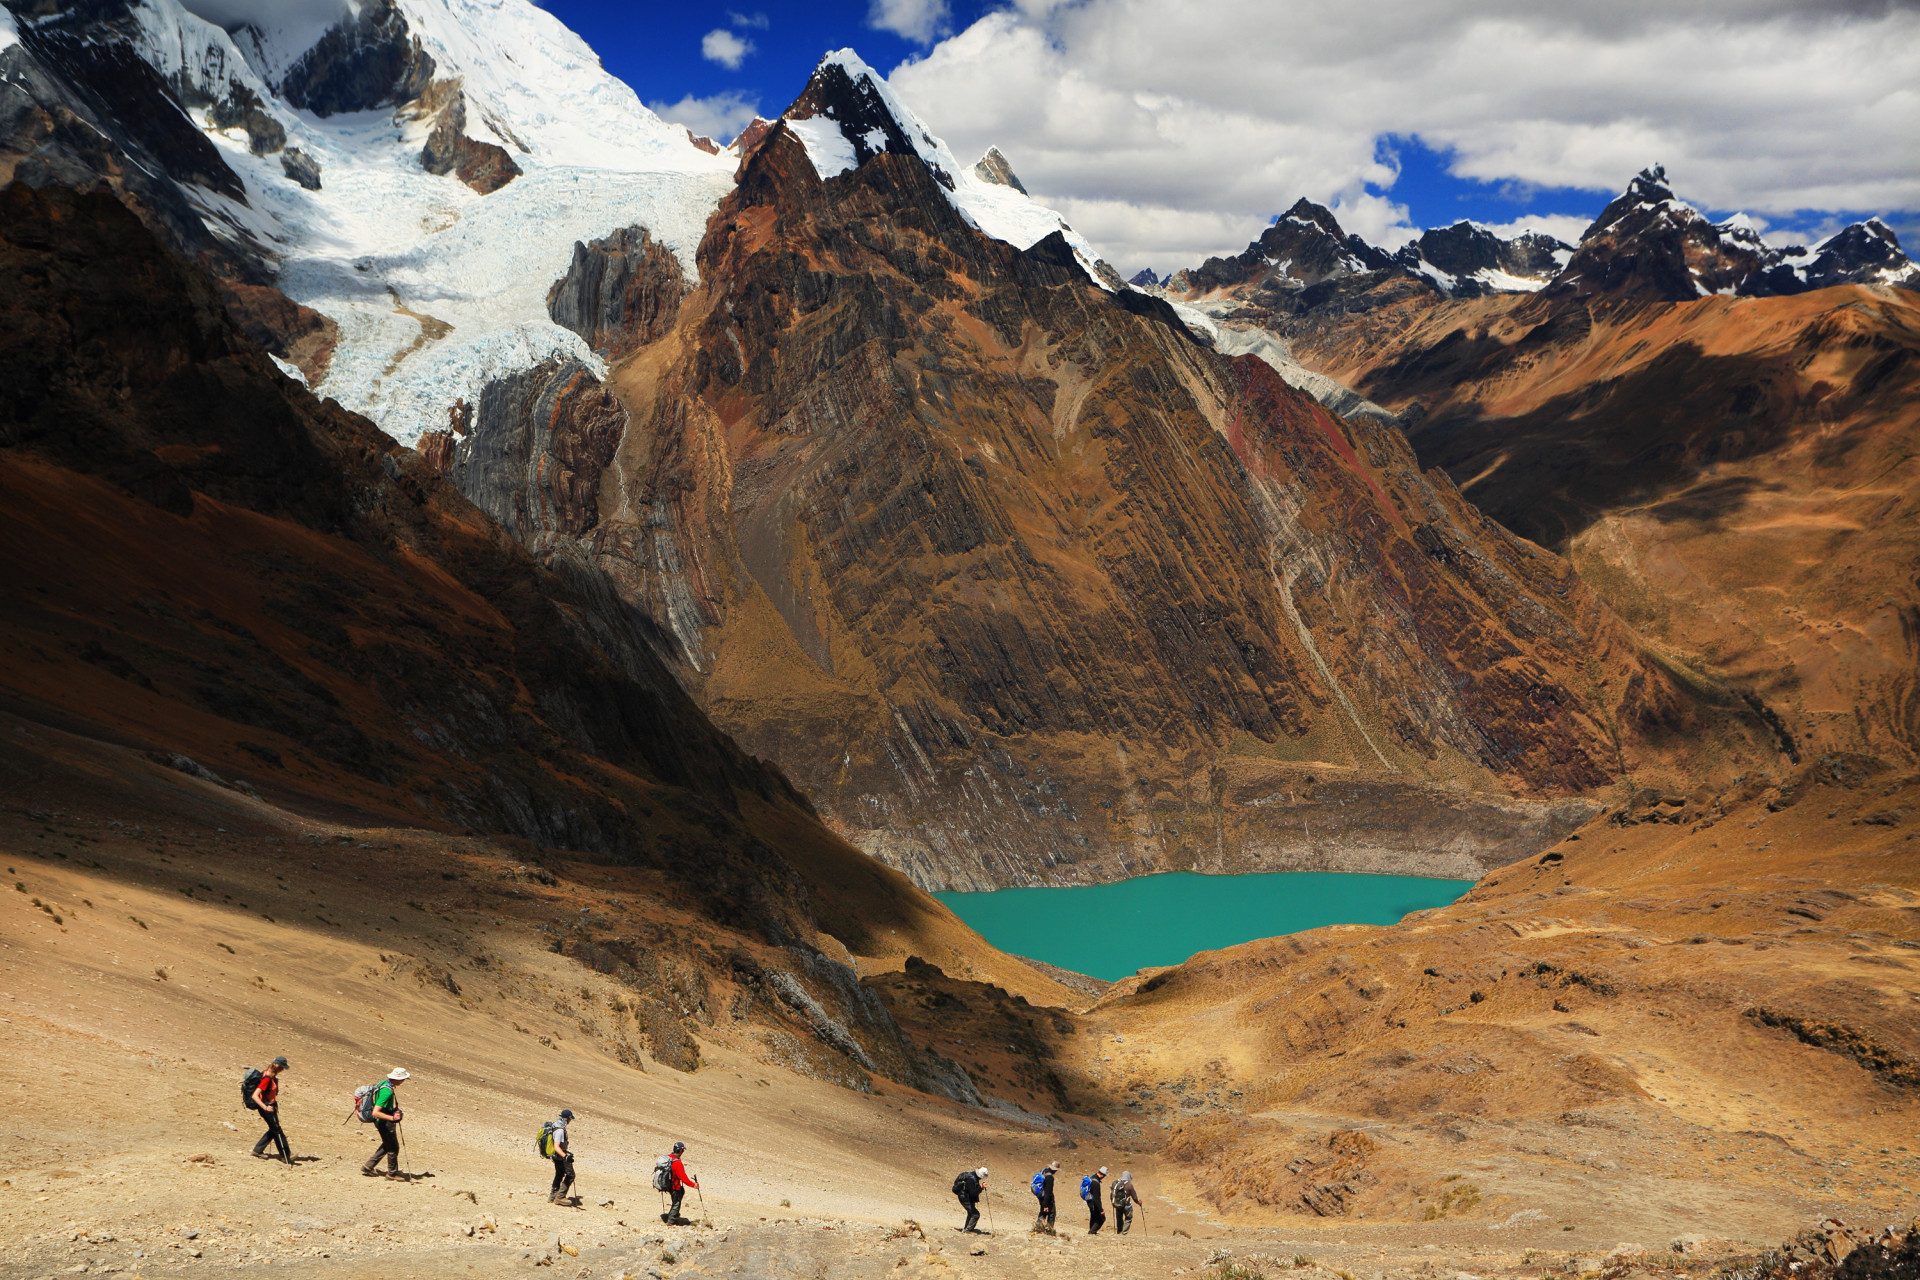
[
  {"x1": 1082, "y1": 1165, "x2": 1107, "y2": 1234},
  {"x1": 953, "y1": 1166, "x2": 987, "y2": 1233},
  {"x1": 245, "y1": 1056, "x2": 291, "y2": 1164},
  {"x1": 543, "y1": 1108, "x2": 575, "y2": 1203},
  {"x1": 359, "y1": 1068, "x2": 408, "y2": 1177},
  {"x1": 1112, "y1": 1170, "x2": 1141, "y2": 1234},
  {"x1": 1031, "y1": 1161, "x2": 1059, "y2": 1232},
  {"x1": 661, "y1": 1141, "x2": 697, "y2": 1224}
]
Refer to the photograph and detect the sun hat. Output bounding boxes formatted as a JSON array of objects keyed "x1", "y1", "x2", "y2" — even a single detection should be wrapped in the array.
[
  {"x1": 559, "y1": 1108, "x2": 574, "y2": 1120},
  {"x1": 977, "y1": 1167, "x2": 988, "y2": 1177},
  {"x1": 387, "y1": 1067, "x2": 410, "y2": 1081},
  {"x1": 271, "y1": 1055, "x2": 288, "y2": 1068}
]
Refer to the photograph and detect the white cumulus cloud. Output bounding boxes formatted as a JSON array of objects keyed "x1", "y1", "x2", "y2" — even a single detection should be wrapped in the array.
[
  {"x1": 701, "y1": 27, "x2": 753, "y2": 69},
  {"x1": 869, "y1": 0, "x2": 951, "y2": 45},
  {"x1": 647, "y1": 91, "x2": 761, "y2": 144},
  {"x1": 887, "y1": 0, "x2": 1920, "y2": 276}
]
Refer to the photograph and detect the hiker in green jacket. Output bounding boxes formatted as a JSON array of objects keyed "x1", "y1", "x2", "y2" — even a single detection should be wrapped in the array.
[
  {"x1": 360, "y1": 1068, "x2": 408, "y2": 1176},
  {"x1": 249, "y1": 1056, "x2": 291, "y2": 1163}
]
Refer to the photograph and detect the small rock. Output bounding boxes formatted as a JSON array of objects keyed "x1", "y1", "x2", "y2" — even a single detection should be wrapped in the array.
[
  {"x1": 969, "y1": 1244, "x2": 987, "y2": 1256},
  {"x1": 181, "y1": 1229, "x2": 200, "y2": 1239},
  {"x1": 599, "y1": 1199, "x2": 614, "y2": 1207}
]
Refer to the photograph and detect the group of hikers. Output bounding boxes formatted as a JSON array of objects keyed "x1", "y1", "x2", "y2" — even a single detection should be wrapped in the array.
[
  {"x1": 245, "y1": 1056, "x2": 1141, "y2": 1235},
  {"x1": 952, "y1": 1162, "x2": 1143, "y2": 1237},
  {"x1": 240, "y1": 1057, "x2": 701, "y2": 1223}
]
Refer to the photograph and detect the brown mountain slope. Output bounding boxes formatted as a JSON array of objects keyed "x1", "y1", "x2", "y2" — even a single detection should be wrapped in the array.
[
  {"x1": 1069, "y1": 753, "x2": 1920, "y2": 1236},
  {"x1": 436, "y1": 84, "x2": 1780, "y2": 891},
  {"x1": 1279, "y1": 285, "x2": 1920, "y2": 769},
  {"x1": 0, "y1": 178, "x2": 1072, "y2": 1093}
]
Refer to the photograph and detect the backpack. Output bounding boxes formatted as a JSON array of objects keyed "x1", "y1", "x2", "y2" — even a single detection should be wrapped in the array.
[
  {"x1": 355, "y1": 1083, "x2": 381, "y2": 1123},
  {"x1": 951, "y1": 1172, "x2": 970, "y2": 1197},
  {"x1": 241, "y1": 1068, "x2": 264, "y2": 1111},
  {"x1": 536, "y1": 1121, "x2": 559, "y2": 1157},
  {"x1": 652, "y1": 1156, "x2": 673, "y2": 1192},
  {"x1": 1031, "y1": 1171, "x2": 1046, "y2": 1198},
  {"x1": 1080, "y1": 1175, "x2": 1094, "y2": 1201}
]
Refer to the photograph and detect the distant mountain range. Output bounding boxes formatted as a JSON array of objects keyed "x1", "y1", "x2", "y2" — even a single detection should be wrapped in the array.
[{"x1": 1156, "y1": 164, "x2": 1917, "y2": 304}]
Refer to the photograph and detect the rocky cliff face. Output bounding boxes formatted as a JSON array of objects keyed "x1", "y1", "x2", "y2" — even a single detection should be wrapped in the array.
[{"x1": 441, "y1": 64, "x2": 1777, "y2": 891}]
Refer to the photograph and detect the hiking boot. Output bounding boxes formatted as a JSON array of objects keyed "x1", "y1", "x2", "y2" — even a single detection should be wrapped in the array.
[
  {"x1": 252, "y1": 1150, "x2": 273, "y2": 1160},
  {"x1": 660, "y1": 1213, "x2": 670, "y2": 1224}
]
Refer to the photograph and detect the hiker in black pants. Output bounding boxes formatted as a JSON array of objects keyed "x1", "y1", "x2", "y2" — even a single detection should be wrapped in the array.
[
  {"x1": 1112, "y1": 1170, "x2": 1140, "y2": 1234},
  {"x1": 1084, "y1": 1166, "x2": 1107, "y2": 1234},
  {"x1": 249, "y1": 1056, "x2": 291, "y2": 1163},
  {"x1": 954, "y1": 1166, "x2": 986, "y2": 1233},
  {"x1": 1032, "y1": 1161, "x2": 1059, "y2": 1232},
  {"x1": 546, "y1": 1109, "x2": 575, "y2": 1203},
  {"x1": 360, "y1": 1068, "x2": 408, "y2": 1176},
  {"x1": 663, "y1": 1142, "x2": 697, "y2": 1224}
]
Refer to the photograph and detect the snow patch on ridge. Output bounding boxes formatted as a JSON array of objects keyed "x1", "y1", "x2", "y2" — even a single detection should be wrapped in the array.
[
  {"x1": 800, "y1": 49, "x2": 1112, "y2": 288},
  {"x1": 0, "y1": 7, "x2": 20, "y2": 52},
  {"x1": 788, "y1": 114, "x2": 858, "y2": 179}
]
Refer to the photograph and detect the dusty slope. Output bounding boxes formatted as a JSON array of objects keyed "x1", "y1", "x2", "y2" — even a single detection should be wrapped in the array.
[{"x1": 3, "y1": 715, "x2": 1886, "y2": 1280}]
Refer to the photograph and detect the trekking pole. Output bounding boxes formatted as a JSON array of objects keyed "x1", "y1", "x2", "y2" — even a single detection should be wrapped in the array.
[
  {"x1": 696, "y1": 1185, "x2": 709, "y2": 1227},
  {"x1": 985, "y1": 1193, "x2": 996, "y2": 1236},
  {"x1": 397, "y1": 1121, "x2": 408, "y2": 1176}
]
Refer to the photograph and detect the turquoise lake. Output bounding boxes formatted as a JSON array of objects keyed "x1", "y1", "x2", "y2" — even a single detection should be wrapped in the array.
[{"x1": 935, "y1": 871, "x2": 1474, "y2": 982}]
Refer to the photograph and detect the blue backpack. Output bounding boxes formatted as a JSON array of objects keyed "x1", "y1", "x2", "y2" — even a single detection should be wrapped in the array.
[
  {"x1": 1080, "y1": 1175, "x2": 1094, "y2": 1201},
  {"x1": 1031, "y1": 1171, "x2": 1046, "y2": 1197}
]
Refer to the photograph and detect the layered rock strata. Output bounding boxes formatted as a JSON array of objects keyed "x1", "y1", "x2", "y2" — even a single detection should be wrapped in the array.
[{"x1": 444, "y1": 71, "x2": 1778, "y2": 890}]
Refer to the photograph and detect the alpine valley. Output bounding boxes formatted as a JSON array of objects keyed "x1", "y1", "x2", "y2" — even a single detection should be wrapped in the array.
[{"x1": 2, "y1": 1, "x2": 1917, "y2": 1277}]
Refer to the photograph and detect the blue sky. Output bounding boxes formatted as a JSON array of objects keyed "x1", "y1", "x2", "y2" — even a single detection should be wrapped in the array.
[
  {"x1": 537, "y1": 0, "x2": 1919, "y2": 274},
  {"x1": 538, "y1": 0, "x2": 976, "y2": 133}
]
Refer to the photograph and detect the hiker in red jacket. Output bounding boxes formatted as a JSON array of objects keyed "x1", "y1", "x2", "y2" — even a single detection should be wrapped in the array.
[{"x1": 662, "y1": 1141, "x2": 697, "y2": 1224}]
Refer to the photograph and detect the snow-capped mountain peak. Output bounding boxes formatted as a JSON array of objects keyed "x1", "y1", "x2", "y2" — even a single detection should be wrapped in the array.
[{"x1": 779, "y1": 48, "x2": 1112, "y2": 288}]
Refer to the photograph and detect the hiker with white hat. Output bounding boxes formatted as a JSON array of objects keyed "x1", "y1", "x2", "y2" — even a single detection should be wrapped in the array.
[
  {"x1": 953, "y1": 1166, "x2": 988, "y2": 1233},
  {"x1": 1082, "y1": 1165, "x2": 1108, "y2": 1234},
  {"x1": 1030, "y1": 1161, "x2": 1060, "y2": 1233},
  {"x1": 360, "y1": 1068, "x2": 409, "y2": 1177}
]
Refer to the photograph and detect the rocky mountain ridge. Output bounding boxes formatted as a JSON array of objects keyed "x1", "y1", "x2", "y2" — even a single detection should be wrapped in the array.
[{"x1": 421, "y1": 53, "x2": 1780, "y2": 890}]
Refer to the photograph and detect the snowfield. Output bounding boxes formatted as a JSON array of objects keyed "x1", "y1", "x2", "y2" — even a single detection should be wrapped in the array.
[{"x1": 138, "y1": 0, "x2": 736, "y2": 444}]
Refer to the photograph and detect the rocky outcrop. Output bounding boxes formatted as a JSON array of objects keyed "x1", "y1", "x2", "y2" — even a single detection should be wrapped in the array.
[
  {"x1": 971, "y1": 146, "x2": 1026, "y2": 194},
  {"x1": 279, "y1": 146, "x2": 321, "y2": 190},
  {"x1": 546, "y1": 225, "x2": 685, "y2": 359},
  {"x1": 277, "y1": 0, "x2": 436, "y2": 117},
  {"x1": 214, "y1": 278, "x2": 338, "y2": 385},
  {"x1": 452, "y1": 357, "x2": 627, "y2": 543},
  {"x1": 416, "y1": 80, "x2": 521, "y2": 194}
]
